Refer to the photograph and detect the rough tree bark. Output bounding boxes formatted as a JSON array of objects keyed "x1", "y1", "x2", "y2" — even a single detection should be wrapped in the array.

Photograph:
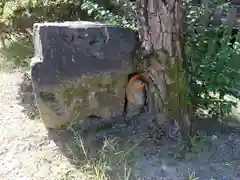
[{"x1": 135, "y1": 0, "x2": 191, "y2": 140}]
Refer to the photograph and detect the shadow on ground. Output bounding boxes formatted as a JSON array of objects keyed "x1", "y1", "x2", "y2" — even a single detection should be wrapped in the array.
[
  {"x1": 17, "y1": 72, "x2": 40, "y2": 119},
  {"x1": 0, "y1": 36, "x2": 33, "y2": 69},
  {"x1": 47, "y1": 113, "x2": 160, "y2": 179},
  {"x1": 46, "y1": 113, "x2": 240, "y2": 179}
]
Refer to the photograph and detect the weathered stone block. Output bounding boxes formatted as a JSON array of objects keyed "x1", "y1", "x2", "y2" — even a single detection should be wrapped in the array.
[{"x1": 31, "y1": 21, "x2": 138, "y2": 129}]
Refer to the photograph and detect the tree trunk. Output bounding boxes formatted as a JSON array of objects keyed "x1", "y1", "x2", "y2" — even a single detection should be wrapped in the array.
[{"x1": 136, "y1": 0, "x2": 191, "y2": 140}]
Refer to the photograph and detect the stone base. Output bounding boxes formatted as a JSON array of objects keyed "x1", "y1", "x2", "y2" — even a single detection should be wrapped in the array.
[{"x1": 31, "y1": 21, "x2": 138, "y2": 129}]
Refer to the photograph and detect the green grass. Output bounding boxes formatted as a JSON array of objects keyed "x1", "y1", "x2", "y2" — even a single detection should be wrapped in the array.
[
  {"x1": 0, "y1": 36, "x2": 33, "y2": 71},
  {"x1": 188, "y1": 171, "x2": 199, "y2": 180},
  {"x1": 55, "y1": 123, "x2": 144, "y2": 180}
]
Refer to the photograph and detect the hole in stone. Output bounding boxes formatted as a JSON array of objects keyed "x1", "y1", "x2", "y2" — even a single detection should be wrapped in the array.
[
  {"x1": 39, "y1": 91, "x2": 56, "y2": 102},
  {"x1": 87, "y1": 115, "x2": 102, "y2": 120}
]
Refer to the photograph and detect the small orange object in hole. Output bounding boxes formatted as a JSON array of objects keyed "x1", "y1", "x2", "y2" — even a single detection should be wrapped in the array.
[{"x1": 126, "y1": 73, "x2": 148, "y2": 105}]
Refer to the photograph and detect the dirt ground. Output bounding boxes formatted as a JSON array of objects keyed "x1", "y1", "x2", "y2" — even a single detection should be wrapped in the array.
[
  {"x1": 1, "y1": 71, "x2": 240, "y2": 180},
  {"x1": 0, "y1": 71, "x2": 86, "y2": 180}
]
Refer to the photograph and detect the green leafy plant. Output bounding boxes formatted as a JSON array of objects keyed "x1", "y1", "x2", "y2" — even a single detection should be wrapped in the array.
[
  {"x1": 81, "y1": 0, "x2": 136, "y2": 29},
  {"x1": 185, "y1": 0, "x2": 240, "y2": 118}
]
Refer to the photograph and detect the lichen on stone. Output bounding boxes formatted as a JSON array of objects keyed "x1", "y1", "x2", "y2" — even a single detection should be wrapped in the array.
[{"x1": 37, "y1": 73, "x2": 128, "y2": 127}]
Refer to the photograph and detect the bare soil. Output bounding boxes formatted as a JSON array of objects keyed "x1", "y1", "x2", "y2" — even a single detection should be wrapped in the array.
[{"x1": 0, "y1": 71, "x2": 85, "y2": 180}]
